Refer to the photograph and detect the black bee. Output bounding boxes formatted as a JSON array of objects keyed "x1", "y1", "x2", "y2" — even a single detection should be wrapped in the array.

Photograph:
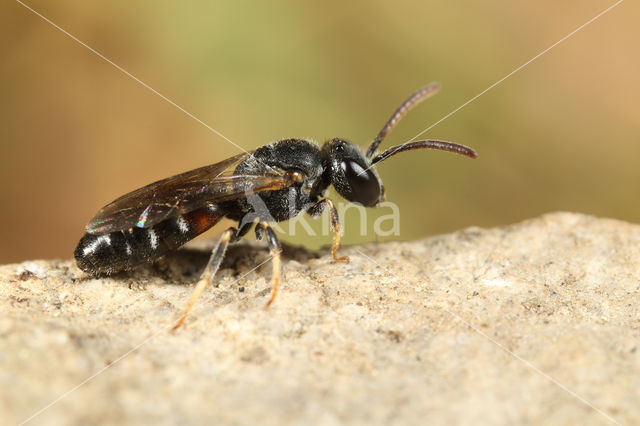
[{"x1": 74, "y1": 83, "x2": 478, "y2": 329}]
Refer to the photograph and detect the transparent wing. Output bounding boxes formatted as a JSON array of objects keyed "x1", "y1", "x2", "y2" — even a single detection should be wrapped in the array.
[{"x1": 86, "y1": 152, "x2": 292, "y2": 234}]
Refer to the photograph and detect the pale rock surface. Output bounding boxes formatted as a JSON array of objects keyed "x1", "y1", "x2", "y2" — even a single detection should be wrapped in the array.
[{"x1": 1, "y1": 212, "x2": 638, "y2": 425}]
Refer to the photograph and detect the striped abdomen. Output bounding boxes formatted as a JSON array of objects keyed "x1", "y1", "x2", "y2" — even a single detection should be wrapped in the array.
[{"x1": 75, "y1": 206, "x2": 223, "y2": 274}]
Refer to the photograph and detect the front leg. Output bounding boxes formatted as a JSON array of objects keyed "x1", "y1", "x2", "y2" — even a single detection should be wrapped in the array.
[
  {"x1": 307, "y1": 198, "x2": 349, "y2": 263},
  {"x1": 255, "y1": 221, "x2": 283, "y2": 308}
]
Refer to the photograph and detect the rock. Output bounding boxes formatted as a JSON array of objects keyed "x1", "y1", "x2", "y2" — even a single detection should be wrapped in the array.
[{"x1": 1, "y1": 212, "x2": 637, "y2": 425}]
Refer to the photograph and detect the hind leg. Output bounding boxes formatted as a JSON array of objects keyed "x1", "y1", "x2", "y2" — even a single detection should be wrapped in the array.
[{"x1": 172, "y1": 227, "x2": 236, "y2": 330}]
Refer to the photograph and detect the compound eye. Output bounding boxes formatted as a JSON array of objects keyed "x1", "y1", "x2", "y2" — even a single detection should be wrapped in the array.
[{"x1": 341, "y1": 160, "x2": 381, "y2": 206}]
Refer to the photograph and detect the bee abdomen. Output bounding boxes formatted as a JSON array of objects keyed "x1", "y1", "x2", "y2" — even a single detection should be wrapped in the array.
[
  {"x1": 75, "y1": 206, "x2": 223, "y2": 274},
  {"x1": 75, "y1": 230, "x2": 145, "y2": 274}
]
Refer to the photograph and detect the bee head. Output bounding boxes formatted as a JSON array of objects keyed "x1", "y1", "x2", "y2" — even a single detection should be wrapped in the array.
[
  {"x1": 321, "y1": 138, "x2": 383, "y2": 207},
  {"x1": 322, "y1": 84, "x2": 478, "y2": 207}
]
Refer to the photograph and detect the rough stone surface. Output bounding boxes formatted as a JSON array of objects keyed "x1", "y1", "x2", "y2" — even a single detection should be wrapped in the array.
[{"x1": 1, "y1": 212, "x2": 638, "y2": 425}]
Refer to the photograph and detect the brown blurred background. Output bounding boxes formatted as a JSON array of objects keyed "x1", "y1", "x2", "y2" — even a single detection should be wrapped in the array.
[{"x1": 1, "y1": 1, "x2": 638, "y2": 264}]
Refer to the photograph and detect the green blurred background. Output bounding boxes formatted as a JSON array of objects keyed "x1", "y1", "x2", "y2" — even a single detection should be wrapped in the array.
[{"x1": 1, "y1": 1, "x2": 638, "y2": 264}]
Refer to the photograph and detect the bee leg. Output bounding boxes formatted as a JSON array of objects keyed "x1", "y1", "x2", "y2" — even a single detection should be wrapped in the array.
[
  {"x1": 307, "y1": 198, "x2": 349, "y2": 263},
  {"x1": 255, "y1": 221, "x2": 282, "y2": 308},
  {"x1": 171, "y1": 227, "x2": 237, "y2": 331},
  {"x1": 232, "y1": 219, "x2": 254, "y2": 242}
]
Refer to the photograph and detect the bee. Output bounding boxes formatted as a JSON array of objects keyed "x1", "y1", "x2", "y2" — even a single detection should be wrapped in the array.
[{"x1": 74, "y1": 83, "x2": 478, "y2": 329}]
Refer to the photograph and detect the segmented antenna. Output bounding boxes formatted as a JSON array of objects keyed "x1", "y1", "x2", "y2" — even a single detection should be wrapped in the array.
[
  {"x1": 371, "y1": 140, "x2": 478, "y2": 165},
  {"x1": 366, "y1": 83, "x2": 440, "y2": 158}
]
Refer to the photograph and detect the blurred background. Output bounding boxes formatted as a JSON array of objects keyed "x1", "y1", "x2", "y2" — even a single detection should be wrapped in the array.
[{"x1": 1, "y1": 0, "x2": 638, "y2": 264}]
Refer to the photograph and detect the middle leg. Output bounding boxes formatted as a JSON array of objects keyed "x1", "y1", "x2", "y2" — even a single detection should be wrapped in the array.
[{"x1": 255, "y1": 221, "x2": 283, "y2": 308}]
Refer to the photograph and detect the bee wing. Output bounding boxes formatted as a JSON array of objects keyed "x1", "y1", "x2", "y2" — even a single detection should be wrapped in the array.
[{"x1": 85, "y1": 152, "x2": 292, "y2": 234}]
